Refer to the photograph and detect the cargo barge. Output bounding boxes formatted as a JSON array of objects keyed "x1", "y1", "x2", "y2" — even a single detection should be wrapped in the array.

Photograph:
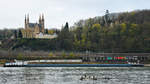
[
  {"x1": 3, "y1": 56, "x2": 146, "y2": 67},
  {"x1": 3, "y1": 62, "x2": 144, "y2": 67}
]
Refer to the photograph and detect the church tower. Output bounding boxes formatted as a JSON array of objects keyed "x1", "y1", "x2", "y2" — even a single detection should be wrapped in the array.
[
  {"x1": 25, "y1": 15, "x2": 27, "y2": 29},
  {"x1": 41, "y1": 14, "x2": 45, "y2": 33},
  {"x1": 23, "y1": 14, "x2": 46, "y2": 38},
  {"x1": 39, "y1": 15, "x2": 42, "y2": 24},
  {"x1": 25, "y1": 14, "x2": 29, "y2": 29},
  {"x1": 39, "y1": 14, "x2": 45, "y2": 33}
]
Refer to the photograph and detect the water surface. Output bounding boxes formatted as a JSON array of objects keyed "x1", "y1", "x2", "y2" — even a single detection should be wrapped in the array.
[{"x1": 0, "y1": 67, "x2": 150, "y2": 84}]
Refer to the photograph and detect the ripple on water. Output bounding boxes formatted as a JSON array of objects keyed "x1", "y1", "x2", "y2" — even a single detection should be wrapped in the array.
[{"x1": 0, "y1": 67, "x2": 150, "y2": 84}]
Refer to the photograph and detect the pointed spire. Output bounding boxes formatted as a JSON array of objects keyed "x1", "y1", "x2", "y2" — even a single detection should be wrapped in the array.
[
  {"x1": 25, "y1": 14, "x2": 26, "y2": 22},
  {"x1": 39, "y1": 14, "x2": 42, "y2": 20},
  {"x1": 25, "y1": 14, "x2": 27, "y2": 29},
  {"x1": 39, "y1": 14, "x2": 42, "y2": 23},
  {"x1": 25, "y1": 14, "x2": 26, "y2": 20},
  {"x1": 42, "y1": 13, "x2": 44, "y2": 20},
  {"x1": 27, "y1": 14, "x2": 29, "y2": 23},
  {"x1": 27, "y1": 14, "x2": 29, "y2": 20}
]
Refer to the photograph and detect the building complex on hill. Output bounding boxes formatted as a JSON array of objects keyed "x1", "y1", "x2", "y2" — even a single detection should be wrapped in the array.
[{"x1": 21, "y1": 14, "x2": 57, "y2": 39}]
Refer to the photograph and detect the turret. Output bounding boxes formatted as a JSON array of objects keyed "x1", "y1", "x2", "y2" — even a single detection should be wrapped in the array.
[
  {"x1": 25, "y1": 14, "x2": 29, "y2": 29},
  {"x1": 25, "y1": 15, "x2": 27, "y2": 29},
  {"x1": 41, "y1": 14, "x2": 45, "y2": 33},
  {"x1": 39, "y1": 15, "x2": 42, "y2": 24},
  {"x1": 27, "y1": 14, "x2": 29, "y2": 24},
  {"x1": 42, "y1": 14, "x2": 44, "y2": 21}
]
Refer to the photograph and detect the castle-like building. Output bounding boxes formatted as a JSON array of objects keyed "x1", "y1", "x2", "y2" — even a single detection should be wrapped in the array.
[
  {"x1": 22, "y1": 14, "x2": 45, "y2": 38},
  {"x1": 22, "y1": 14, "x2": 57, "y2": 39}
]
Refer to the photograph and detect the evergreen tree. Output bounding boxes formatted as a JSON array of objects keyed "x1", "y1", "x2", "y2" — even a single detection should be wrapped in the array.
[
  {"x1": 57, "y1": 22, "x2": 73, "y2": 51},
  {"x1": 64, "y1": 22, "x2": 69, "y2": 31},
  {"x1": 18, "y1": 29, "x2": 22, "y2": 38},
  {"x1": 45, "y1": 29, "x2": 48, "y2": 34},
  {"x1": 14, "y1": 30, "x2": 17, "y2": 38}
]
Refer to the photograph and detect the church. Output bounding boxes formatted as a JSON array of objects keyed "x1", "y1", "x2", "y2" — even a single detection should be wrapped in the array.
[{"x1": 22, "y1": 14, "x2": 45, "y2": 38}]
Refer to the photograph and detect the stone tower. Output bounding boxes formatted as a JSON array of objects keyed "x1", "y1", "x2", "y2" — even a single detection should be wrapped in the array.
[
  {"x1": 25, "y1": 15, "x2": 27, "y2": 29},
  {"x1": 25, "y1": 14, "x2": 29, "y2": 29},
  {"x1": 41, "y1": 14, "x2": 45, "y2": 33},
  {"x1": 39, "y1": 14, "x2": 45, "y2": 33}
]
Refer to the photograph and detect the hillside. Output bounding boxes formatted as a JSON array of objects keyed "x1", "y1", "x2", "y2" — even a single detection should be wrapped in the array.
[
  {"x1": 1, "y1": 10, "x2": 150, "y2": 53},
  {"x1": 72, "y1": 10, "x2": 150, "y2": 53}
]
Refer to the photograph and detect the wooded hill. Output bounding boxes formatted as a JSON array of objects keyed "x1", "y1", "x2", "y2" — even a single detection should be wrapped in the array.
[{"x1": 1, "y1": 10, "x2": 150, "y2": 53}]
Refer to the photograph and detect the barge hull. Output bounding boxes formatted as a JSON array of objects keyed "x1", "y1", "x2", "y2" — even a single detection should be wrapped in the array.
[{"x1": 4, "y1": 64, "x2": 144, "y2": 67}]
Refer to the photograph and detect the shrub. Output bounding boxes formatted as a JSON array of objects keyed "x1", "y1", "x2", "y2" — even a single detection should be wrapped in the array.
[
  {"x1": 69, "y1": 52, "x2": 75, "y2": 58},
  {"x1": 49, "y1": 52, "x2": 53, "y2": 57},
  {"x1": 17, "y1": 53, "x2": 24, "y2": 60},
  {"x1": 62, "y1": 52, "x2": 66, "y2": 58}
]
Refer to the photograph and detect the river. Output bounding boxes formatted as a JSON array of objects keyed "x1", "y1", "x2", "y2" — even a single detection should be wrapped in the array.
[{"x1": 0, "y1": 67, "x2": 150, "y2": 84}]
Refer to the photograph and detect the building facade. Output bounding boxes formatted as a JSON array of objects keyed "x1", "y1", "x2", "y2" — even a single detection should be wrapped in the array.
[{"x1": 22, "y1": 14, "x2": 45, "y2": 38}]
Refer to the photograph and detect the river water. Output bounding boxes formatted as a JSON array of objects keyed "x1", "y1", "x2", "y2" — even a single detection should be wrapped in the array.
[{"x1": 0, "y1": 67, "x2": 150, "y2": 84}]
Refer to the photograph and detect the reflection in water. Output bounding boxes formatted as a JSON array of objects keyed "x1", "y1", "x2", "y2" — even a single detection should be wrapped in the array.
[{"x1": 0, "y1": 67, "x2": 150, "y2": 84}]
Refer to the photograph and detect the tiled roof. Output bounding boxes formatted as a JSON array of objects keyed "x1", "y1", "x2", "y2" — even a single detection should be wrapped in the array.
[{"x1": 28, "y1": 23, "x2": 42, "y2": 28}]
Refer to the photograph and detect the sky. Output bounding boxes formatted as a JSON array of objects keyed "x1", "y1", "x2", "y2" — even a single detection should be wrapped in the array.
[{"x1": 0, "y1": 0, "x2": 150, "y2": 29}]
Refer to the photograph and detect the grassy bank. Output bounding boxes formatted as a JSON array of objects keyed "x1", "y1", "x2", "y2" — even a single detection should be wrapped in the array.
[{"x1": 0, "y1": 50, "x2": 82, "y2": 60}]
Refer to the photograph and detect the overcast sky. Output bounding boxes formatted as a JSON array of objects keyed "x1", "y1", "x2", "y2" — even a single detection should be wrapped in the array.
[{"x1": 0, "y1": 0, "x2": 150, "y2": 29}]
